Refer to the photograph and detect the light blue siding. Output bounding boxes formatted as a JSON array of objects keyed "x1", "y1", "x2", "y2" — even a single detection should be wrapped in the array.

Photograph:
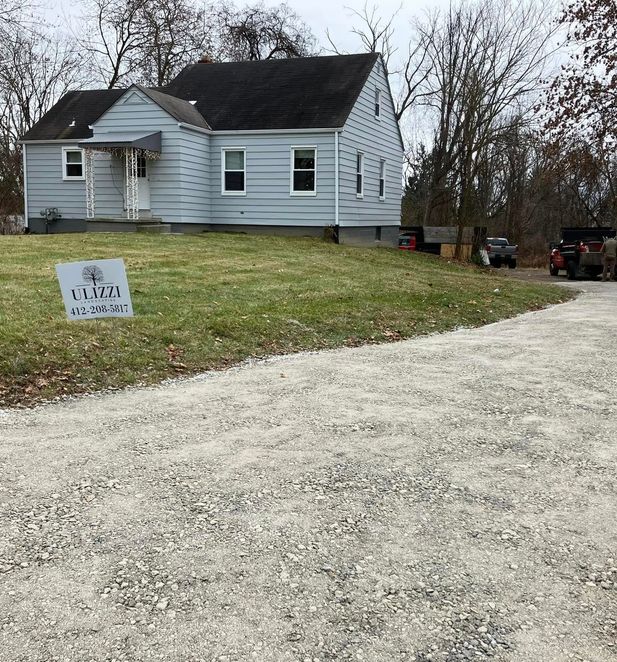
[
  {"x1": 178, "y1": 127, "x2": 210, "y2": 223},
  {"x1": 93, "y1": 89, "x2": 186, "y2": 222},
  {"x1": 93, "y1": 152, "x2": 124, "y2": 217},
  {"x1": 24, "y1": 145, "x2": 131, "y2": 220},
  {"x1": 25, "y1": 144, "x2": 87, "y2": 219},
  {"x1": 209, "y1": 133, "x2": 335, "y2": 227},
  {"x1": 338, "y1": 59, "x2": 404, "y2": 228},
  {"x1": 24, "y1": 90, "x2": 213, "y2": 224}
]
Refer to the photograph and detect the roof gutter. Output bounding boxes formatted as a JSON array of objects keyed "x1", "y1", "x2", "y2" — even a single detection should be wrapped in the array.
[
  {"x1": 334, "y1": 130, "x2": 340, "y2": 230},
  {"x1": 22, "y1": 144, "x2": 28, "y2": 228},
  {"x1": 178, "y1": 122, "x2": 344, "y2": 136},
  {"x1": 18, "y1": 139, "x2": 81, "y2": 144},
  {"x1": 177, "y1": 122, "x2": 211, "y2": 135}
]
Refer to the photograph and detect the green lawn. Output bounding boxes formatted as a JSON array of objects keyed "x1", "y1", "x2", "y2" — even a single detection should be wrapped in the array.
[{"x1": 0, "y1": 233, "x2": 570, "y2": 407}]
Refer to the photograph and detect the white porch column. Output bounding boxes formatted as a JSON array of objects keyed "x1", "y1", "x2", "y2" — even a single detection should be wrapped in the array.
[
  {"x1": 125, "y1": 147, "x2": 139, "y2": 220},
  {"x1": 84, "y1": 148, "x2": 95, "y2": 219}
]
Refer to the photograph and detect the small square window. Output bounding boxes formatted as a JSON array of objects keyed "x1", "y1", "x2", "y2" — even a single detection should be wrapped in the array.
[
  {"x1": 62, "y1": 148, "x2": 84, "y2": 180},
  {"x1": 291, "y1": 147, "x2": 316, "y2": 195},
  {"x1": 222, "y1": 148, "x2": 246, "y2": 194}
]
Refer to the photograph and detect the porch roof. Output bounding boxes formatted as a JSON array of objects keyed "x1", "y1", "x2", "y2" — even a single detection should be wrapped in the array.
[{"x1": 78, "y1": 131, "x2": 162, "y2": 152}]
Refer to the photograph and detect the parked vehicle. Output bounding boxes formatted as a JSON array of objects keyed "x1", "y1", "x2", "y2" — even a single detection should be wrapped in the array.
[
  {"x1": 398, "y1": 234, "x2": 417, "y2": 251},
  {"x1": 549, "y1": 227, "x2": 616, "y2": 280},
  {"x1": 485, "y1": 238, "x2": 518, "y2": 268},
  {"x1": 399, "y1": 226, "x2": 487, "y2": 256}
]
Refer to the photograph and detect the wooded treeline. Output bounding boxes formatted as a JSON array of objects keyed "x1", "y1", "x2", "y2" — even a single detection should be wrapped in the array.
[
  {"x1": 1, "y1": 0, "x2": 616, "y2": 255},
  {"x1": 392, "y1": 0, "x2": 617, "y2": 256}
]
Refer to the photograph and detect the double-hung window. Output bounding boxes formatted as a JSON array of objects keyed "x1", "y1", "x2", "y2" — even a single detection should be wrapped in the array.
[
  {"x1": 379, "y1": 159, "x2": 386, "y2": 200},
  {"x1": 356, "y1": 151, "x2": 364, "y2": 198},
  {"x1": 62, "y1": 147, "x2": 84, "y2": 180},
  {"x1": 375, "y1": 88, "x2": 382, "y2": 119},
  {"x1": 222, "y1": 148, "x2": 246, "y2": 195},
  {"x1": 291, "y1": 147, "x2": 316, "y2": 195}
]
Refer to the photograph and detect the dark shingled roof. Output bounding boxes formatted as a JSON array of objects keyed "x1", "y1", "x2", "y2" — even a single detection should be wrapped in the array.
[
  {"x1": 21, "y1": 53, "x2": 379, "y2": 140},
  {"x1": 21, "y1": 89, "x2": 126, "y2": 141},
  {"x1": 135, "y1": 85, "x2": 211, "y2": 129},
  {"x1": 163, "y1": 53, "x2": 379, "y2": 130}
]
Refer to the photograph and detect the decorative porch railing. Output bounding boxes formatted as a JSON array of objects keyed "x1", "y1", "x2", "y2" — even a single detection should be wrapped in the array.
[
  {"x1": 84, "y1": 148, "x2": 95, "y2": 219},
  {"x1": 83, "y1": 146, "x2": 160, "y2": 222},
  {"x1": 125, "y1": 148, "x2": 139, "y2": 220}
]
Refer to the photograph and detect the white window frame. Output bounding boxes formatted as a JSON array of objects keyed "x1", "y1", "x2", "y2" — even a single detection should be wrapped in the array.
[
  {"x1": 375, "y1": 88, "x2": 382, "y2": 120},
  {"x1": 62, "y1": 146, "x2": 84, "y2": 181},
  {"x1": 290, "y1": 146, "x2": 317, "y2": 197},
  {"x1": 356, "y1": 151, "x2": 364, "y2": 199},
  {"x1": 221, "y1": 147, "x2": 246, "y2": 196},
  {"x1": 379, "y1": 159, "x2": 386, "y2": 201}
]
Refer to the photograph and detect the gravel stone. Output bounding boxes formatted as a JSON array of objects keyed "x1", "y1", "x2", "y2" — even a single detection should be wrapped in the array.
[{"x1": 0, "y1": 279, "x2": 615, "y2": 661}]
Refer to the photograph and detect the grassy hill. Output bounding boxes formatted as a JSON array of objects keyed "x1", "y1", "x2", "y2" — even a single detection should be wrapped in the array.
[{"x1": 0, "y1": 233, "x2": 569, "y2": 407}]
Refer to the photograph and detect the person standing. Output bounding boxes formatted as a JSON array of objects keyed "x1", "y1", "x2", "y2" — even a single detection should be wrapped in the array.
[{"x1": 601, "y1": 235, "x2": 617, "y2": 281}]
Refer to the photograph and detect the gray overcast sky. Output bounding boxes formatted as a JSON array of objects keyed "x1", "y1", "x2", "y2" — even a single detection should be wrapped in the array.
[
  {"x1": 268, "y1": 0, "x2": 435, "y2": 53},
  {"x1": 48, "y1": 0, "x2": 451, "y2": 56}
]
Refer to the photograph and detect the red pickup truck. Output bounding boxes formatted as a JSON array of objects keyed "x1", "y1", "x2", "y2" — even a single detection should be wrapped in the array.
[
  {"x1": 398, "y1": 234, "x2": 417, "y2": 251},
  {"x1": 550, "y1": 227, "x2": 616, "y2": 280}
]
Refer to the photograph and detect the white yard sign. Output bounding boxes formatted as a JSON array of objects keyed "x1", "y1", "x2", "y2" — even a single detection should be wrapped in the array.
[{"x1": 56, "y1": 258, "x2": 134, "y2": 320}]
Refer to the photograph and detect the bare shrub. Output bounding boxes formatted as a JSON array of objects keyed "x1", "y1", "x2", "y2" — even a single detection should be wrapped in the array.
[{"x1": 0, "y1": 215, "x2": 25, "y2": 235}]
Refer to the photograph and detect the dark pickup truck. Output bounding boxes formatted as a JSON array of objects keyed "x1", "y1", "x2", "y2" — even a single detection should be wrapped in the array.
[
  {"x1": 485, "y1": 238, "x2": 518, "y2": 268},
  {"x1": 550, "y1": 227, "x2": 616, "y2": 280}
]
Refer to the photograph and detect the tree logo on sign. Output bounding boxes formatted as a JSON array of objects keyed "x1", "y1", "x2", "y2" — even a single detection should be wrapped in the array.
[{"x1": 82, "y1": 265, "x2": 104, "y2": 286}]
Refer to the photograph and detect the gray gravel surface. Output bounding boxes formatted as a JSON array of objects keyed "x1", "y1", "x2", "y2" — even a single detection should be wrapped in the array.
[{"x1": 1, "y1": 280, "x2": 616, "y2": 662}]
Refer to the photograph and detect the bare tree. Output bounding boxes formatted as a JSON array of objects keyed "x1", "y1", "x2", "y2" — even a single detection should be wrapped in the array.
[
  {"x1": 0, "y1": 34, "x2": 82, "y2": 143},
  {"x1": 0, "y1": 13, "x2": 83, "y2": 215},
  {"x1": 326, "y1": 4, "x2": 398, "y2": 71},
  {"x1": 550, "y1": 141, "x2": 617, "y2": 227},
  {"x1": 544, "y1": 0, "x2": 617, "y2": 149},
  {"x1": 78, "y1": 0, "x2": 311, "y2": 87},
  {"x1": 76, "y1": 0, "x2": 148, "y2": 88},
  {"x1": 415, "y1": 0, "x2": 558, "y2": 256},
  {"x1": 539, "y1": 0, "x2": 617, "y2": 233},
  {"x1": 327, "y1": 3, "x2": 432, "y2": 122},
  {"x1": 0, "y1": 1, "x2": 25, "y2": 27},
  {"x1": 212, "y1": 1, "x2": 316, "y2": 61},
  {"x1": 135, "y1": 0, "x2": 212, "y2": 86}
]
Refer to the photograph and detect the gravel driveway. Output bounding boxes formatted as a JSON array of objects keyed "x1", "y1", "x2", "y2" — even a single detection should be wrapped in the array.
[{"x1": 1, "y1": 281, "x2": 616, "y2": 662}]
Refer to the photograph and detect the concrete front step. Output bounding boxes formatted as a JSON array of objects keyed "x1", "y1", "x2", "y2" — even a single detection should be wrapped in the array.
[
  {"x1": 87, "y1": 217, "x2": 168, "y2": 233},
  {"x1": 136, "y1": 223, "x2": 172, "y2": 234}
]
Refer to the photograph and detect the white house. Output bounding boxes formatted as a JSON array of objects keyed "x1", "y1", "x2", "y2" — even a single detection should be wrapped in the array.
[{"x1": 21, "y1": 53, "x2": 404, "y2": 246}]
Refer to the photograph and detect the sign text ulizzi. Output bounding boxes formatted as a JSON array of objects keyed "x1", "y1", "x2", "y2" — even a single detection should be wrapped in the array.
[{"x1": 71, "y1": 284, "x2": 122, "y2": 301}]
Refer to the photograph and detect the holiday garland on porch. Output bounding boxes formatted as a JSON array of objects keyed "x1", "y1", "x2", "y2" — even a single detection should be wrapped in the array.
[{"x1": 90, "y1": 146, "x2": 161, "y2": 161}]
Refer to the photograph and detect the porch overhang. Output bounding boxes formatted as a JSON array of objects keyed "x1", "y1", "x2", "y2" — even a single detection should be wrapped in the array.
[{"x1": 78, "y1": 131, "x2": 162, "y2": 152}]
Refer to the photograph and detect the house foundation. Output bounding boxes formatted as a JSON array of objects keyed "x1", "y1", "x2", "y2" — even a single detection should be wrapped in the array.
[{"x1": 26, "y1": 218, "x2": 398, "y2": 247}]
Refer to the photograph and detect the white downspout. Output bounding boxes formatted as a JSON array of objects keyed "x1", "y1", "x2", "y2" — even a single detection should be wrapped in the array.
[
  {"x1": 334, "y1": 130, "x2": 340, "y2": 228},
  {"x1": 22, "y1": 144, "x2": 29, "y2": 229}
]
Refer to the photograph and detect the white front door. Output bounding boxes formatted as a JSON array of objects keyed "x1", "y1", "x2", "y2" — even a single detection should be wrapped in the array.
[{"x1": 137, "y1": 155, "x2": 150, "y2": 210}]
